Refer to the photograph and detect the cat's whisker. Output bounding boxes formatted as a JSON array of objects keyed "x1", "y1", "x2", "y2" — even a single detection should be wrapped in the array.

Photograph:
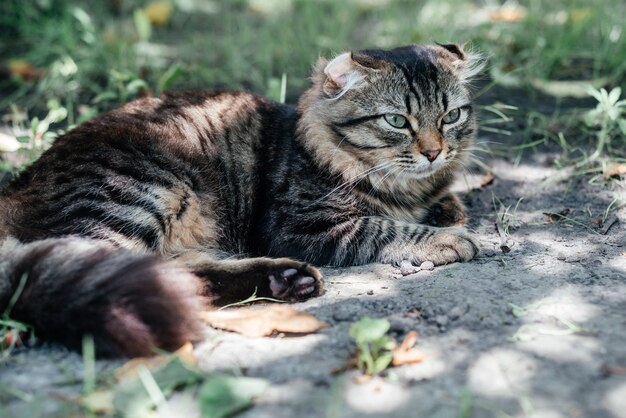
[{"x1": 310, "y1": 162, "x2": 392, "y2": 204}]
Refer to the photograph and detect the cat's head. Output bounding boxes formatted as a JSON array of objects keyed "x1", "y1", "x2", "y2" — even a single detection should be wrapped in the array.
[{"x1": 298, "y1": 43, "x2": 484, "y2": 192}]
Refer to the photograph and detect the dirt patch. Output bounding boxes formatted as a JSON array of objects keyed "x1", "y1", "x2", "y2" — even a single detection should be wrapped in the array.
[{"x1": 1, "y1": 90, "x2": 626, "y2": 418}]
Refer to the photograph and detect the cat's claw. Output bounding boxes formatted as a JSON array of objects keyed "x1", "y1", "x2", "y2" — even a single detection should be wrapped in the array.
[{"x1": 268, "y1": 263, "x2": 323, "y2": 301}]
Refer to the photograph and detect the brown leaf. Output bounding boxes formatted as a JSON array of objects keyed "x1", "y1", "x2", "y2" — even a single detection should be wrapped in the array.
[
  {"x1": 479, "y1": 171, "x2": 495, "y2": 188},
  {"x1": 114, "y1": 341, "x2": 196, "y2": 381},
  {"x1": 391, "y1": 331, "x2": 424, "y2": 366},
  {"x1": 143, "y1": 1, "x2": 172, "y2": 26},
  {"x1": 199, "y1": 305, "x2": 327, "y2": 337},
  {"x1": 489, "y1": 6, "x2": 527, "y2": 22},
  {"x1": 601, "y1": 364, "x2": 626, "y2": 377},
  {"x1": 603, "y1": 163, "x2": 626, "y2": 179},
  {"x1": 6, "y1": 60, "x2": 44, "y2": 81},
  {"x1": 543, "y1": 208, "x2": 570, "y2": 222}
]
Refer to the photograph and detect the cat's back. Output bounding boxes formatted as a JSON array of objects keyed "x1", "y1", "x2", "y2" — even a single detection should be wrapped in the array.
[{"x1": 1, "y1": 89, "x2": 284, "y2": 251}]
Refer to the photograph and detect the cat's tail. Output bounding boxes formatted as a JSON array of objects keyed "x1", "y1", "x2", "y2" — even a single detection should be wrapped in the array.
[{"x1": 0, "y1": 236, "x2": 203, "y2": 357}]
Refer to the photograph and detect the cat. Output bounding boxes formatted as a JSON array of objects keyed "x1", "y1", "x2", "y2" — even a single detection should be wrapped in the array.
[{"x1": 0, "y1": 43, "x2": 481, "y2": 357}]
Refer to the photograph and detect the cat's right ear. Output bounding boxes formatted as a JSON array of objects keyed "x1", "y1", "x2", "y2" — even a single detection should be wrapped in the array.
[{"x1": 322, "y1": 52, "x2": 367, "y2": 98}]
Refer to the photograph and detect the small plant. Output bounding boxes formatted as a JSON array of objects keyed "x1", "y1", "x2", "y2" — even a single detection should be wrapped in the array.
[
  {"x1": 584, "y1": 87, "x2": 626, "y2": 160},
  {"x1": 349, "y1": 317, "x2": 395, "y2": 376}
]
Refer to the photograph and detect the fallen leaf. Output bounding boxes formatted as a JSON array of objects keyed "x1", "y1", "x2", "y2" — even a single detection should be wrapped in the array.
[
  {"x1": 489, "y1": 6, "x2": 527, "y2": 22},
  {"x1": 479, "y1": 171, "x2": 495, "y2": 188},
  {"x1": 600, "y1": 364, "x2": 626, "y2": 377},
  {"x1": 0, "y1": 132, "x2": 20, "y2": 152},
  {"x1": 143, "y1": 1, "x2": 172, "y2": 26},
  {"x1": 6, "y1": 59, "x2": 44, "y2": 81},
  {"x1": 114, "y1": 341, "x2": 196, "y2": 382},
  {"x1": 603, "y1": 163, "x2": 626, "y2": 179},
  {"x1": 200, "y1": 305, "x2": 327, "y2": 337},
  {"x1": 544, "y1": 209, "x2": 571, "y2": 222},
  {"x1": 391, "y1": 331, "x2": 424, "y2": 366}
]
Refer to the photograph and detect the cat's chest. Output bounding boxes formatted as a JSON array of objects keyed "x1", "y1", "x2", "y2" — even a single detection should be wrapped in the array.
[{"x1": 376, "y1": 204, "x2": 428, "y2": 224}]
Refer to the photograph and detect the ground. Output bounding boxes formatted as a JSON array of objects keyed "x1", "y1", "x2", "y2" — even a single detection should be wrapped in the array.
[
  {"x1": 1, "y1": 2, "x2": 626, "y2": 416},
  {"x1": 1, "y1": 88, "x2": 625, "y2": 418}
]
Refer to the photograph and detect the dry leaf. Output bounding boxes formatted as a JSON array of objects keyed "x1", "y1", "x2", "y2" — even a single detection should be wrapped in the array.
[
  {"x1": 114, "y1": 341, "x2": 196, "y2": 381},
  {"x1": 143, "y1": 1, "x2": 172, "y2": 26},
  {"x1": 603, "y1": 163, "x2": 626, "y2": 179},
  {"x1": 7, "y1": 60, "x2": 44, "y2": 81},
  {"x1": 479, "y1": 171, "x2": 495, "y2": 188},
  {"x1": 200, "y1": 305, "x2": 327, "y2": 337},
  {"x1": 489, "y1": 6, "x2": 527, "y2": 22},
  {"x1": 391, "y1": 331, "x2": 424, "y2": 366},
  {"x1": 0, "y1": 132, "x2": 21, "y2": 152}
]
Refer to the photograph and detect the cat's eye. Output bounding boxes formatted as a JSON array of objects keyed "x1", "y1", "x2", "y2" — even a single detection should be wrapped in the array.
[
  {"x1": 442, "y1": 108, "x2": 461, "y2": 124},
  {"x1": 383, "y1": 114, "x2": 408, "y2": 129}
]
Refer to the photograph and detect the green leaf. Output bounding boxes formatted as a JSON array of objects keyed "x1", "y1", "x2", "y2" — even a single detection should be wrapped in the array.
[
  {"x1": 133, "y1": 9, "x2": 152, "y2": 42},
  {"x1": 198, "y1": 375, "x2": 268, "y2": 418},
  {"x1": 92, "y1": 91, "x2": 118, "y2": 104},
  {"x1": 349, "y1": 317, "x2": 390, "y2": 343},
  {"x1": 509, "y1": 303, "x2": 527, "y2": 318},
  {"x1": 126, "y1": 79, "x2": 150, "y2": 96},
  {"x1": 608, "y1": 87, "x2": 622, "y2": 106},
  {"x1": 157, "y1": 63, "x2": 183, "y2": 94},
  {"x1": 113, "y1": 357, "x2": 202, "y2": 417},
  {"x1": 618, "y1": 119, "x2": 626, "y2": 135},
  {"x1": 372, "y1": 352, "x2": 393, "y2": 374}
]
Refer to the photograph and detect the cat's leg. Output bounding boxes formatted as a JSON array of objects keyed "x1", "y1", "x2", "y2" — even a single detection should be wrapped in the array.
[
  {"x1": 278, "y1": 216, "x2": 478, "y2": 267},
  {"x1": 344, "y1": 218, "x2": 478, "y2": 266},
  {"x1": 174, "y1": 251, "x2": 323, "y2": 305},
  {"x1": 422, "y1": 193, "x2": 467, "y2": 227}
]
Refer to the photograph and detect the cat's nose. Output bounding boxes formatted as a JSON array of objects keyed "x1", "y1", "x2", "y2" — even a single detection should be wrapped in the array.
[{"x1": 420, "y1": 149, "x2": 441, "y2": 162}]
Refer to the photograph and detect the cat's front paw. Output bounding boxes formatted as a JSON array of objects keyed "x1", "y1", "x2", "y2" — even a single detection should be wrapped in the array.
[
  {"x1": 420, "y1": 228, "x2": 479, "y2": 265},
  {"x1": 268, "y1": 260, "x2": 323, "y2": 301}
]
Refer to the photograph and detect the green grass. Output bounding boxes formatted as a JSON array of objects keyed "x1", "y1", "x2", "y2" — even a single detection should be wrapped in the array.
[{"x1": 1, "y1": 0, "x2": 625, "y2": 170}]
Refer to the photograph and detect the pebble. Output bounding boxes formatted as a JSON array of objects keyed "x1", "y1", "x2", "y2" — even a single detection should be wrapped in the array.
[
  {"x1": 435, "y1": 315, "x2": 449, "y2": 327},
  {"x1": 400, "y1": 260, "x2": 419, "y2": 276},
  {"x1": 449, "y1": 306, "x2": 464, "y2": 320},
  {"x1": 420, "y1": 261, "x2": 435, "y2": 271},
  {"x1": 332, "y1": 307, "x2": 355, "y2": 322}
]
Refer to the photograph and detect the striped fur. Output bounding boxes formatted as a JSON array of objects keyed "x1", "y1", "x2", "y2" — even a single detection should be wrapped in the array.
[{"x1": 0, "y1": 44, "x2": 480, "y2": 356}]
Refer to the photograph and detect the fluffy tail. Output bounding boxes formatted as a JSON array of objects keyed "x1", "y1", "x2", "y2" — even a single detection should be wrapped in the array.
[{"x1": 0, "y1": 237, "x2": 203, "y2": 357}]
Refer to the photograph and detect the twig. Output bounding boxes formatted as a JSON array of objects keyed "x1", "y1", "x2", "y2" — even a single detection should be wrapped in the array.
[
  {"x1": 494, "y1": 217, "x2": 511, "y2": 253},
  {"x1": 600, "y1": 214, "x2": 619, "y2": 235}
]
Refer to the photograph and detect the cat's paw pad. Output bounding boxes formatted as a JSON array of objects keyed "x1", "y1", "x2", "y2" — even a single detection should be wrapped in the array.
[
  {"x1": 268, "y1": 264, "x2": 323, "y2": 301},
  {"x1": 423, "y1": 229, "x2": 479, "y2": 265}
]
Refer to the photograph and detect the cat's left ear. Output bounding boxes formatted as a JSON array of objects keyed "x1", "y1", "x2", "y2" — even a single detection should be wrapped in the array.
[
  {"x1": 435, "y1": 42, "x2": 486, "y2": 81},
  {"x1": 322, "y1": 52, "x2": 377, "y2": 98}
]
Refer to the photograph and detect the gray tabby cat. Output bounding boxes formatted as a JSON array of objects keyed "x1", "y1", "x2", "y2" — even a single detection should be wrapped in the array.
[{"x1": 0, "y1": 43, "x2": 482, "y2": 356}]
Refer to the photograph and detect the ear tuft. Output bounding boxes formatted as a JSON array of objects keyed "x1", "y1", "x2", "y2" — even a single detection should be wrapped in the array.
[
  {"x1": 436, "y1": 42, "x2": 466, "y2": 61},
  {"x1": 436, "y1": 42, "x2": 486, "y2": 82},
  {"x1": 323, "y1": 52, "x2": 366, "y2": 98}
]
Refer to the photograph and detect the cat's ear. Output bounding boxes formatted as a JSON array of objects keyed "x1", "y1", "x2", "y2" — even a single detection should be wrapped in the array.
[
  {"x1": 435, "y1": 42, "x2": 486, "y2": 82},
  {"x1": 322, "y1": 52, "x2": 368, "y2": 98}
]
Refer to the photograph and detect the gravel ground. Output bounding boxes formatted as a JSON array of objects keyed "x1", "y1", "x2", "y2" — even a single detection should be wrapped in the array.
[{"x1": 1, "y1": 155, "x2": 625, "y2": 418}]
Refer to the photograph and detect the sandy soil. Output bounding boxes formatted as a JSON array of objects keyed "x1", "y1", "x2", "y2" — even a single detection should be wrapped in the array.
[{"x1": 1, "y1": 92, "x2": 626, "y2": 418}]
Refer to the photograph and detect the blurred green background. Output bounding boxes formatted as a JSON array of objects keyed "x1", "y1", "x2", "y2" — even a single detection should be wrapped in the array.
[{"x1": 0, "y1": 0, "x2": 625, "y2": 170}]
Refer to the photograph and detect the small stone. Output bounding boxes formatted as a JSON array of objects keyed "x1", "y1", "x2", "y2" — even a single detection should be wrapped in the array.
[
  {"x1": 400, "y1": 260, "x2": 419, "y2": 276},
  {"x1": 435, "y1": 315, "x2": 448, "y2": 327},
  {"x1": 420, "y1": 261, "x2": 435, "y2": 271},
  {"x1": 556, "y1": 254, "x2": 566, "y2": 261},
  {"x1": 332, "y1": 307, "x2": 355, "y2": 322},
  {"x1": 366, "y1": 289, "x2": 374, "y2": 295},
  {"x1": 449, "y1": 306, "x2": 464, "y2": 320}
]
